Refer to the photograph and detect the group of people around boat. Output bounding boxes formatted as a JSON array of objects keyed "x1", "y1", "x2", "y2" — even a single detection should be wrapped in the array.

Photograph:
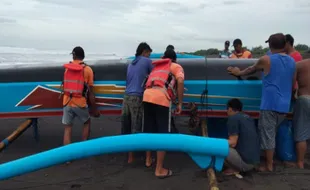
[{"x1": 60, "y1": 32, "x2": 310, "y2": 179}]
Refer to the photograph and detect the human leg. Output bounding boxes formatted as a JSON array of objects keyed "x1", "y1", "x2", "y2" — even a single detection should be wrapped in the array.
[
  {"x1": 142, "y1": 102, "x2": 156, "y2": 167},
  {"x1": 258, "y1": 110, "x2": 283, "y2": 171},
  {"x1": 154, "y1": 103, "x2": 172, "y2": 177},
  {"x1": 62, "y1": 106, "x2": 75, "y2": 146},
  {"x1": 121, "y1": 96, "x2": 134, "y2": 163},
  {"x1": 224, "y1": 148, "x2": 254, "y2": 174},
  {"x1": 293, "y1": 96, "x2": 310, "y2": 168},
  {"x1": 73, "y1": 107, "x2": 91, "y2": 141}
]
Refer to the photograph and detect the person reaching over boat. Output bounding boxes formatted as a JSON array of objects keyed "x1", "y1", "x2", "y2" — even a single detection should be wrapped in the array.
[
  {"x1": 229, "y1": 39, "x2": 252, "y2": 59},
  {"x1": 62, "y1": 46, "x2": 98, "y2": 147},
  {"x1": 121, "y1": 42, "x2": 153, "y2": 164},
  {"x1": 223, "y1": 98, "x2": 260, "y2": 175},
  {"x1": 160, "y1": 45, "x2": 175, "y2": 58},
  {"x1": 227, "y1": 33, "x2": 296, "y2": 172},
  {"x1": 219, "y1": 40, "x2": 231, "y2": 58},
  {"x1": 142, "y1": 49, "x2": 184, "y2": 179},
  {"x1": 293, "y1": 59, "x2": 310, "y2": 169}
]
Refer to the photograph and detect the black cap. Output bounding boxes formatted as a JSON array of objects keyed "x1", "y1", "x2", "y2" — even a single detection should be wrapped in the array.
[
  {"x1": 232, "y1": 39, "x2": 242, "y2": 46},
  {"x1": 265, "y1": 33, "x2": 286, "y2": 49},
  {"x1": 225, "y1": 40, "x2": 230, "y2": 45},
  {"x1": 71, "y1": 46, "x2": 85, "y2": 59},
  {"x1": 285, "y1": 34, "x2": 294, "y2": 46}
]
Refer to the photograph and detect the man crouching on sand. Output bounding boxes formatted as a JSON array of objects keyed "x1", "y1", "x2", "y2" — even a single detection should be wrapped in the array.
[
  {"x1": 62, "y1": 46, "x2": 98, "y2": 148},
  {"x1": 223, "y1": 98, "x2": 260, "y2": 175}
]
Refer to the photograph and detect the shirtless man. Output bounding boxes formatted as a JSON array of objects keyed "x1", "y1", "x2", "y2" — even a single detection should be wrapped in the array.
[
  {"x1": 293, "y1": 59, "x2": 310, "y2": 169},
  {"x1": 228, "y1": 33, "x2": 296, "y2": 171}
]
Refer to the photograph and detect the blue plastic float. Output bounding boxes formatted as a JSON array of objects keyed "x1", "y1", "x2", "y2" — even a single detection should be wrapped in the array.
[
  {"x1": 127, "y1": 53, "x2": 204, "y2": 60},
  {"x1": 0, "y1": 134, "x2": 228, "y2": 180}
]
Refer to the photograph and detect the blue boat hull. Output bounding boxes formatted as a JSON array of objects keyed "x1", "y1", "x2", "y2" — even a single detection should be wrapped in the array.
[{"x1": 0, "y1": 58, "x2": 292, "y2": 119}]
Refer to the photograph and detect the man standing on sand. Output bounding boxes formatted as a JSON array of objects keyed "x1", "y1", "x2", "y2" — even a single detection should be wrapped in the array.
[
  {"x1": 143, "y1": 49, "x2": 184, "y2": 178},
  {"x1": 285, "y1": 34, "x2": 303, "y2": 92},
  {"x1": 229, "y1": 39, "x2": 252, "y2": 59},
  {"x1": 219, "y1": 40, "x2": 231, "y2": 58},
  {"x1": 62, "y1": 46, "x2": 98, "y2": 147},
  {"x1": 121, "y1": 42, "x2": 153, "y2": 164},
  {"x1": 227, "y1": 33, "x2": 296, "y2": 172},
  {"x1": 293, "y1": 59, "x2": 310, "y2": 169}
]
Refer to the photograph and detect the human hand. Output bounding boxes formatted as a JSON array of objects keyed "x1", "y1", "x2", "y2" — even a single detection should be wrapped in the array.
[
  {"x1": 175, "y1": 103, "x2": 182, "y2": 114},
  {"x1": 227, "y1": 66, "x2": 241, "y2": 76}
]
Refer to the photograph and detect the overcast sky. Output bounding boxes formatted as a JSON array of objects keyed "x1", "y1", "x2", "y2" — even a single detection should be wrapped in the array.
[{"x1": 0, "y1": 0, "x2": 309, "y2": 55}]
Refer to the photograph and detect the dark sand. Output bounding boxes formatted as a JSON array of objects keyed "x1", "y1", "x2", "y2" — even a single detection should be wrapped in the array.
[{"x1": 0, "y1": 116, "x2": 310, "y2": 190}]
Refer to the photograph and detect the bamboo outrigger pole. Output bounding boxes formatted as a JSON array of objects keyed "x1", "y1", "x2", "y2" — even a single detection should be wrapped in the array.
[
  {"x1": 201, "y1": 119, "x2": 219, "y2": 190},
  {"x1": 0, "y1": 119, "x2": 33, "y2": 152}
]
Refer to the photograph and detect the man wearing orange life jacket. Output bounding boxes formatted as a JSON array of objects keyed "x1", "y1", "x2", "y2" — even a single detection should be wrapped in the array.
[
  {"x1": 229, "y1": 39, "x2": 252, "y2": 59},
  {"x1": 62, "y1": 46, "x2": 98, "y2": 147},
  {"x1": 142, "y1": 49, "x2": 184, "y2": 179}
]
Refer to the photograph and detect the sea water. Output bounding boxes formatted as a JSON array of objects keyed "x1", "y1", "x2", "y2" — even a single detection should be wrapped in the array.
[{"x1": 0, "y1": 46, "x2": 124, "y2": 65}]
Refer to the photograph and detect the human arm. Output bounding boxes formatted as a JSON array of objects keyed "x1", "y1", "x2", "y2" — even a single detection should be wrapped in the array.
[
  {"x1": 171, "y1": 64, "x2": 185, "y2": 114},
  {"x1": 227, "y1": 55, "x2": 267, "y2": 76},
  {"x1": 227, "y1": 116, "x2": 239, "y2": 148},
  {"x1": 86, "y1": 67, "x2": 100, "y2": 117}
]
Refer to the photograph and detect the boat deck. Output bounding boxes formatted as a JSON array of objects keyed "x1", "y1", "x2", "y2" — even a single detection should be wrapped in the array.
[{"x1": 0, "y1": 116, "x2": 310, "y2": 190}]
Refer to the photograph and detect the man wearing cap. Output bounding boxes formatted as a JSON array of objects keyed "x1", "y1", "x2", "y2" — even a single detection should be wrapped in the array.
[
  {"x1": 229, "y1": 39, "x2": 252, "y2": 59},
  {"x1": 219, "y1": 41, "x2": 232, "y2": 58},
  {"x1": 227, "y1": 33, "x2": 296, "y2": 172},
  {"x1": 62, "y1": 46, "x2": 97, "y2": 148}
]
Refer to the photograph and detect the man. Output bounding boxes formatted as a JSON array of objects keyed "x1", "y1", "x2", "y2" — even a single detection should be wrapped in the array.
[
  {"x1": 227, "y1": 33, "x2": 296, "y2": 172},
  {"x1": 285, "y1": 34, "x2": 303, "y2": 62},
  {"x1": 223, "y1": 98, "x2": 260, "y2": 175},
  {"x1": 285, "y1": 34, "x2": 303, "y2": 92},
  {"x1": 62, "y1": 46, "x2": 97, "y2": 146},
  {"x1": 219, "y1": 40, "x2": 231, "y2": 58},
  {"x1": 293, "y1": 59, "x2": 310, "y2": 169},
  {"x1": 143, "y1": 49, "x2": 184, "y2": 178},
  {"x1": 229, "y1": 39, "x2": 252, "y2": 59},
  {"x1": 121, "y1": 42, "x2": 153, "y2": 164}
]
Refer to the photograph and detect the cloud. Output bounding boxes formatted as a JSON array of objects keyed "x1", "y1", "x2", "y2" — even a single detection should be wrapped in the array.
[{"x1": 0, "y1": 0, "x2": 309, "y2": 55}]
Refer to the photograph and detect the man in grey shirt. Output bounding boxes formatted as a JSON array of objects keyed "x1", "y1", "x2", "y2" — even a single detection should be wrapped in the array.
[{"x1": 223, "y1": 98, "x2": 260, "y2": 175}]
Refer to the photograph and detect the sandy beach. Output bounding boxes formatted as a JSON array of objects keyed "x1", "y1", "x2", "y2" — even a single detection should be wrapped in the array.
[{"x1": 0, "y1": 116, "x2": 310, "y2": 190}]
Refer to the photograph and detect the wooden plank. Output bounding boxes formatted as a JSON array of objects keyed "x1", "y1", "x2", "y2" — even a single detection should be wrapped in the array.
[{"x1": 201, "y1": 119, "x2": 220, "y2": 190}]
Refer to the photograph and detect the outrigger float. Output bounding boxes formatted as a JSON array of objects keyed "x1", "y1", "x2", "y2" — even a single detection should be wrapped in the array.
[{"x1": 0, "y1": 56, "x2": 292, "y2": 190}]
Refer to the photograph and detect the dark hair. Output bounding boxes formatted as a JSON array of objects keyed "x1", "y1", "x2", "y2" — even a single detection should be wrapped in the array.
[
  {"x1": 227, "y1": 98, "x2": 243, "y2": 111},
  {"x1": 233, "y1": 39, "x2": 242, "y2": 46},
  {"x1": 166, "y1": 45, "x2": 175, "y2": 51},
  {"x1": 135, "y1": 42, "x2": 152, "y2": 57},
  {"x1": 265, "y1": 33, "x2": 286, "y2": 50},
  {"x1": 285, "y1": 34, "x2": 294, "y2": 46},
  {"x1": 163, "y1": 49, "x2": 177, "y2": 62},
  {"x1": 71, "y1": 46, "x2": 85, "y2": 60}
]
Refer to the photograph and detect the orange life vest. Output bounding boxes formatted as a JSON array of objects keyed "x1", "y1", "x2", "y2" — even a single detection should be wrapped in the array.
[
  {"x1": 62, "y1": 62, "x2": 87, "y2": 98},
  {"x1": 145, "y1": 59, "x2": 177, "y2": 100}
]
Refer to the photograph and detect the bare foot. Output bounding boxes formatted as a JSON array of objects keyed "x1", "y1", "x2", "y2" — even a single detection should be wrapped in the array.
[
  {"x1": 223, "y1": 168, "x2": 239, "y2": 176},
  {"x1": 257, "y1": 165, "x2": 273, "y2": 172},
  {"x1": 145, "y1": 158, "x2": 154, "y2": 168},
  {"x1": 297, "y1": 162, "x2": 304, "y2": 169},
  {"x1": 155, "y1": 168, "x2": 173, "y2": 179},
  {"x1": 283, "y1": 161, "x2": 296, "y2": 168}
]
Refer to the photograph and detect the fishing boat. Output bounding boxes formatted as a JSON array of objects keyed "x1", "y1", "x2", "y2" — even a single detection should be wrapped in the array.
[{"x1": 0, "y1": 57, "x2": 264, "y2": 120}]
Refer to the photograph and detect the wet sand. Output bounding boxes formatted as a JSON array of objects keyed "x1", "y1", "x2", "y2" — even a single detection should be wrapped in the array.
[{"x1": 0, "y1": 116, "x2": 310, "y2": 190}]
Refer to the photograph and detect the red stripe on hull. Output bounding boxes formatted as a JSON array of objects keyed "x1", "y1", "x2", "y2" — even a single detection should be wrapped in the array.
[{"x1": 0, "y1": 110, "x2": 292, "y2": 120}]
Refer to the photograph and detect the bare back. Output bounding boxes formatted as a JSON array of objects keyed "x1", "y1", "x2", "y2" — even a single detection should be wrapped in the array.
[{"x1": 297, "y1": 59, "x2": 310, "y2": 96}]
